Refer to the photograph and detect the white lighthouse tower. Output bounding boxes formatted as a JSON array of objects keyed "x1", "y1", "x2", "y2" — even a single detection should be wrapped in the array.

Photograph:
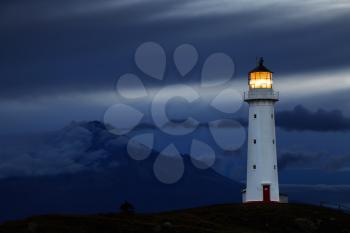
[{"x1": 242, "y1": 58, "x2": 281, "y2": 203}]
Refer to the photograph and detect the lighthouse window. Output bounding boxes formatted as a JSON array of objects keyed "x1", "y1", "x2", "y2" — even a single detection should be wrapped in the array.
[
  {"x1": 274, "y1": 165, "x2": 277, "y2": 170},
  {"x1": 253, "y1": 165, "x2": 256, "y2": 169},
  {"x1": 271, "y1": 114, "x2": 274, "y2": 119},
  {"x1": 272, "y1": 139, "x2": 275, "y2": 144},
  {"x1": 254, "y1": 114, "x2": 257, "y2": 119},
  {"x1": 253, "y1": 139, "x2": 256, "y2": 144},
  {"x1": 249, "y1": 72, "x2": 273, "y2": 89}
]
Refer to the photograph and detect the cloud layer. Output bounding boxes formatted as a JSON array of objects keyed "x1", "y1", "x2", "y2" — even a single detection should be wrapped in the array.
[
  {"x1": 1, "y1": 0, "x2": 350, "y2": 100},
  {"x1": 278, "y1": 151, "x2": 350, "y2": 171},
  {"x1": 276, "y1": 105, "x2": 350, "y2": 131},
  {"x1": 0, "y1": 121, "x2": 128, "y2": 178},
  {"x1": 136, "y1": 104, "x2": 350, "y2": 132}
]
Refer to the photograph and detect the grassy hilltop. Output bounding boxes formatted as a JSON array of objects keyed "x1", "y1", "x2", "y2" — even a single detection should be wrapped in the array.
[{"x1": 1, "y1": 203, "x2": 350, "y2": 233}]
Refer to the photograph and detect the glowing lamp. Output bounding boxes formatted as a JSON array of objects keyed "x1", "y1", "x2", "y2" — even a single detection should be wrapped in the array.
[{"x1": 248, "y1": 58, "x2": 273, "y2": 89}]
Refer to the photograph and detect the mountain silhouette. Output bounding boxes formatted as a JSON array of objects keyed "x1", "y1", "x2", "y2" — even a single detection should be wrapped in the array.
[{"x1": 0, "y1": 121, "x2": 242, "y2": 222}]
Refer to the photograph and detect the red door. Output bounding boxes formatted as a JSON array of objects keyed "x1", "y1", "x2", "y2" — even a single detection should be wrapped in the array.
[{"x1": 263, "y1": 185, "x2": 271, "y2": 202}]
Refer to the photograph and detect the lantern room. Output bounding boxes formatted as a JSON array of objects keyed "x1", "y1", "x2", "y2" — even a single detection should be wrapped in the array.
[{"x1": 249, "y1": 57, "x2": 273, "y2": 89}]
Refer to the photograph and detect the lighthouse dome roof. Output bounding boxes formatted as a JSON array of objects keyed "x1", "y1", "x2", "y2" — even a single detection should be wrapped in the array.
[{"x1": 249, "y1": 57, "x2": 273, "y2": 74}]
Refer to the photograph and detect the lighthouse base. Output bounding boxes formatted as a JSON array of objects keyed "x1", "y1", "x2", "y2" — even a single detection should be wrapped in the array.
[{"x1": 241, "y1": 189, "x2": 288, "y2": 203}]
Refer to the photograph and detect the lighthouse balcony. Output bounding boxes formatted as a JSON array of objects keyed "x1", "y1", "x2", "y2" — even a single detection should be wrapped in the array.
[{"x1": 244, "y1": 89, "x2": 279, "y2": 101}]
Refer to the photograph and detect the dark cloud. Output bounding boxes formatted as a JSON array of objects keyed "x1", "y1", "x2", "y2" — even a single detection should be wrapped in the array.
[
  {"x1": 119, "y1": 105, "x2": 349, "y2": 134},
  {"x1": 280, "y1": 184, "x2": 350, "y2": 192},
  {"x1": 0, "y1": 0, "x2": 350, "y2": 100},
  {"x1": 278, "y1": 151, "x2": 350, "y2": 171},
  {"x1": 1, "y1": 0, "x2": 350, "y2": 136},
  {"x1": 135, "y1": 118, "x2": 247, "y2": 130},
  {"x1": 278, "y1": 151, "x2": 323, "y2": 170},
  {"x1": 276, "y1": 105, "x2": 350, "y2": 131}
]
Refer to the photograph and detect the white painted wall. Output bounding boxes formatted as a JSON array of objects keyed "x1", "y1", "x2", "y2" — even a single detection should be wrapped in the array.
[{"x1": 244, "y1": 91, "x2": 280, "y2": 202}]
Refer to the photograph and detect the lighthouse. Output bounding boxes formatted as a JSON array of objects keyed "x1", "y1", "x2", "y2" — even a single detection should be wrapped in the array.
[{"x1": 242, "y1": 58, "x2": 282, "y2": 203}]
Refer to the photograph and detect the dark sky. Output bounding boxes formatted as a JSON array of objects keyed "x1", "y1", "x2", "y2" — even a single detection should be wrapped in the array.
[
  {"x1": 1, "y1": 1, "x2": 350, "y2": 115},
  {"x1": 0, "y1": 0, "x2": 350, "y2": 193}
]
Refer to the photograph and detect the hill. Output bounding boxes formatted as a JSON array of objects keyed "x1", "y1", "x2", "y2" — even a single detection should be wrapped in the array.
[{"x1": 0, "y1": 204, "x2": 349, "y2": 233}]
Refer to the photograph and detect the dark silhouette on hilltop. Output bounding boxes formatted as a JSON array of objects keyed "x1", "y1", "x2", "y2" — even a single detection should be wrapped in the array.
[{"x1": 120, "y1": 201, "x2": 135, "y2": 214}]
